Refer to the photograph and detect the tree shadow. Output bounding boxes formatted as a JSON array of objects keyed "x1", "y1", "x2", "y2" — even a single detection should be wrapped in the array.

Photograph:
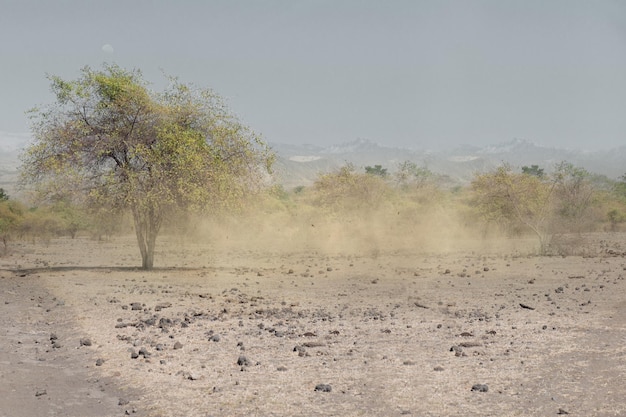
[{"x1": 2, "y1": 265, "x2": 210, "y2": 276}]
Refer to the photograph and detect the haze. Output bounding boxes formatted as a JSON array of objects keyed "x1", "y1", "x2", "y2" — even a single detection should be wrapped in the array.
[{"x1": 1, "y1": 0, "x2": 625, "y2": 151}]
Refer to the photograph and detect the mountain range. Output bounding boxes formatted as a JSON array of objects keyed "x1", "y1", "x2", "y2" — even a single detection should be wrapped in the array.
[
  {"x1": 270, "y1": 138, "x2": 626, "y2": 189},
  {"x1": 1, "y1": 137, "x2": 625, "y2": 196}
]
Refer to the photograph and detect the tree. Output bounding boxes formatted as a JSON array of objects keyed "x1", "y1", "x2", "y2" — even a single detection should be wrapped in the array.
[
  {"x1": 394, "y1": 160, "x2": 435, "y2": 189},
  {"x1": 521, "y1": 165, "x2": 545, "y2": 178},
  {"x1": 550, "y1": 162, "x2": 594, "y2": 231},
  {"x1": 472, "y1": 164, "x2": 555, "y2": 251},
  {"x1": 0, "y1": 188, "x2": 8, "y2": 201},
  {"x1": 314, "y1": 163, "x2": 389, "y2": 211},
  {"x1": 365, "y1": 164, "x2": 388, "y2": 178},
  {"x1": 20, "y1": 64, "x2": 273, "y2": 269},
  {"x1": 0, "y1": 200, "x2": 23, "y2": 252},
  {"x1": 472, "y1": 162, "x2": 597, "y2": 253}
]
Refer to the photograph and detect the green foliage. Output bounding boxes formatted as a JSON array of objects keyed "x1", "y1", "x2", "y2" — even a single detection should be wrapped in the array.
[
  {"x1": 0, "y1": 200, "x2": 24, "y2": 251},
  {"x1": 50, "y1": 200, "x2": 90, "y2": 238},
  {"x1": 0, "y1": 188, "x2": 8, "y2": 201},
  {"x1": 472, "y1": 164, "x2": 553, "y2": 249},
  {"x1": 394, "y1": 160, "x2": 442, "y2": 190},
  {"x1": 20, "y1": 64, "x2": 274, "y2": 269},
  {"x1": 521, "y1": 165, "x2": 545, "y2": 178},
  {"x1": 471, "y1": 161, "x2": 599, "y2": 253},
  {"x1": 365, "y1": 165, "x2": 388, "y2": 178}
]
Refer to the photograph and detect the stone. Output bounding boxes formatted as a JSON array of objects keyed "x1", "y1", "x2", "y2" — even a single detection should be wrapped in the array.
[
  {"x1": 471, "y1": 384, "x2": 489, "y2": 392},
  {"x1": 314, "y1": 384, "x2": 332, "y2": 392},
  {"x1": 237, "y1": 355, "x2": 252, "y2": 366}
]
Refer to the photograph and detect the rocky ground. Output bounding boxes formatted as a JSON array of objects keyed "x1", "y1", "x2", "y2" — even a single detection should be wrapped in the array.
[{"x1": 1, "y1": 233, "x2": 625, "y2": 416}]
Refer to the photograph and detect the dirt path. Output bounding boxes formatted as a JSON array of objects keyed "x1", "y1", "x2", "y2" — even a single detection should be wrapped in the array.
[{"x1": 0, "y1": 270, "x2": 143, "y2": 417}]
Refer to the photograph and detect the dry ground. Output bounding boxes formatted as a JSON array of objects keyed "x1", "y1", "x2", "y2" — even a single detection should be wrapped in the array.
[{"x1": 1, "y1": 233, "x2": 625, "y2": 416}]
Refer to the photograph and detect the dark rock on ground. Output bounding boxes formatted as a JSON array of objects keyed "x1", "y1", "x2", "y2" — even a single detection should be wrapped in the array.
[
  {"x1": 471, "y1": 384, "x2": 489, "y2": 392},
  {"x1": 314, "y1": 384, "x2": 332, "y2": 392},
  {"x1": 237, "y1": 355, "x2": 252, "y2": 366}
]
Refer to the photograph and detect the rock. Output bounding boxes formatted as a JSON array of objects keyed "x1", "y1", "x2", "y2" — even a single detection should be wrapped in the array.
[
  {"x1": 154, "y1": 302, "x2": 172, "y2": 311},
  {"x1": 471, "y1": 384, "x2": 489, "y2": 392},
  {"x1": 277, "y1": 366, "x2": 288, "y2": 371},
  {"x1": 35, "y1": 389, "x2": 47, "y2": 397},
  {"x1": 557, "y1": 408, "x2": 569, "y2": 415},
  {"x1": 80, "y1": 338, "x2": 92, "y2": 347},
  {"x1": 237, "y1": 355, "x2": 252, "y2": 366},
  {"x1": 138, "y1": 347, "x2": 150, "y2": 357},
  {"x1": 209, "y1": 334, "x2": 221, "y2": 342},
  {"x1": 173, "y1": 341, "x2": 183, "y2": 350},
  {"x1": 130, "y1": 350, "x2": 139, "y2": 359},
  {"x1": 130, "y1": 302, "x2": 143, "y2": 311},
  {"x1": 314, "y1": 384, "x2": 332, "y2": 392},
  {"x1": 118, "y1": 398, "x2": 130, "y2": 406},
  {"x1": 293, "y1": 345, "x2": 308, "y2": 357},
  {"x1": 433, "y1": 366, "x2": 445, "y2": 371},
  {"x1": 95, "y1": 358, "x2": 105, "y2": 366}
]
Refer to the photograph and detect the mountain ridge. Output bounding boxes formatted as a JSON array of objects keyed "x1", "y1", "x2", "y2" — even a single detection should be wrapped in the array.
[
  {"x1": 270, "y1": 138, "x2": 626, "y2": 188},
  {"x1": 1, "y1": 138, "x2": 625, "y2": 195}
]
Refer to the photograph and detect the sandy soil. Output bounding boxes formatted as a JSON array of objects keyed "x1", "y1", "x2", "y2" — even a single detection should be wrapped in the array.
[{"x1": 1, "y1": 233, "x2": 625, "y2": 417}]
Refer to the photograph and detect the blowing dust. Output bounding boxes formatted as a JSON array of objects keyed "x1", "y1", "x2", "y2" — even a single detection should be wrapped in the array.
[{"x1": 162, "y1": 201, "x2": 536, "y2": 262}]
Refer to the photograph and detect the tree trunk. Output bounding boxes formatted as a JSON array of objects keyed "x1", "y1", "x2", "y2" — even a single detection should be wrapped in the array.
[{"x1": 132, "y1": 206, "x2": 161, "y2": 270}]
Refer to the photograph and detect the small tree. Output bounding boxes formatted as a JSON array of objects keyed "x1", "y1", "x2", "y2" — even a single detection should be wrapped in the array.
[
  {"x1": 472, "y1": 164, "x2": 555, "y2": 251},
  {"x1": 551, "y1": 162, "x2": 595, "y2": 232},
  {"x1": 20, "y1": 64, "x2": 273, "y2": 269},
  {"x1": 472, "y1": 162, "x2": 598, "y2": 253},
  {"x1": 394, "y1": 161, "x2": 435, "y2": 189},
  {"x1": 521, "y1": 165, "x2": 545, "y2": 178},
  {"x1": 314, "y1": 163, "x2": 389, "y2": 211},
  {"x1": 0, "y1": 199, "x2": 23, "y2": 252},
  {"x1": 365, "y1": 164, "x2": 388, "y2": 178}
]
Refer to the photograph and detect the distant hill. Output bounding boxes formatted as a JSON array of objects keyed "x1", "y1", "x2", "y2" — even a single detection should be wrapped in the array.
[
  {"x1": 2, "y1": 136, "x2": 625, "y2": 196},
  {"x1": 270, "y1": 138, "x2": 626, "y2": 189}
]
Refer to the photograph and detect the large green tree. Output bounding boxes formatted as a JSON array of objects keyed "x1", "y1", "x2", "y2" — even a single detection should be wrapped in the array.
[{"x1": 20, "y1": 64, "x2": 273, "y2": 269}]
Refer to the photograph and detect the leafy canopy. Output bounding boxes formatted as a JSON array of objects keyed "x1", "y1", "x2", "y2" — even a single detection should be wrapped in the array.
[{"x1": 20, "y1": 64, "x2": 274, "y2": 268}]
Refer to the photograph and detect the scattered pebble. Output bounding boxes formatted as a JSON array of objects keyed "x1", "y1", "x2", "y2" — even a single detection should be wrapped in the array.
[
  {"x1": 471, "y1": 384, "x2": 489, "y2": 392},
  {"x1": 237, "y1": 355, "x2": 252, "y2": 366},
  {"x1": 314, "y1": 384, "x2": 332, "y2": 392}
]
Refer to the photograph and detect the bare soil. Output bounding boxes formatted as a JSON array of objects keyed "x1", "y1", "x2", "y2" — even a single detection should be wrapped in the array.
[{"x1": 1, "y1": 233, "x2": 625, "y2": 416}]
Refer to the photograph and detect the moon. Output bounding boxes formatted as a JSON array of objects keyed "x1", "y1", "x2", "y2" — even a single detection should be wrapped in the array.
[{"x1": 102, "y1": 44, "x2": 114, "y2": 54}]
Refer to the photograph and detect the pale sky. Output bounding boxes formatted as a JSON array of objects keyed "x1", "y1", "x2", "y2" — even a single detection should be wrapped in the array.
[{"x1": 1, "y1": 0, "x2": 625, "y2": 150}]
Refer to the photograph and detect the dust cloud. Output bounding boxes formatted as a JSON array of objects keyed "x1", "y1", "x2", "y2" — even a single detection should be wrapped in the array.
[{"x1": 161, "y1": 200, "x2": 535, "y2": 263}]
